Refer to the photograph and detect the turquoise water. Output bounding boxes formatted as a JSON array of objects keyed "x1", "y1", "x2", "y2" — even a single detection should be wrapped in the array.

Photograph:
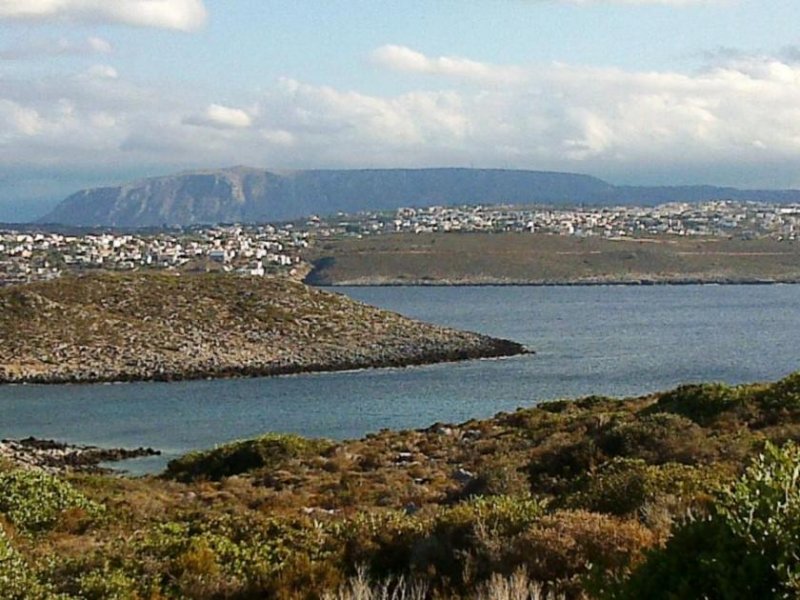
[{"x1": 1, "y1": 284, "x2": 798, "y2": 474}]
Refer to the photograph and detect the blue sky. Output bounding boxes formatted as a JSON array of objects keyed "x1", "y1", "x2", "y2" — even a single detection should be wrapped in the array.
[{"x1": 2, "y1": 0, "x2": 800, "y2": 220}]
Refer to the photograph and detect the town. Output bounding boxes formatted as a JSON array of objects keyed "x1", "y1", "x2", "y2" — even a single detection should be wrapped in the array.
[
  {"x1": 0, "y1": 224, "x2": 309, "y2": 286},
  {"x1": 336, "y1": 199, "x2": 800, "y2": 238},
  {"x1": 2, "y1": 199, "x2": 799, "y2": 286}
]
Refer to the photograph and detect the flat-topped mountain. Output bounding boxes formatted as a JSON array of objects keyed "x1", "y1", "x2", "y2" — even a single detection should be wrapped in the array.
[
  {"x1": 0, "y1": 272, "x2": 526, "y2": 384},
  {"x1": 40, "y1": 166, "x2": 800, "y2": 228}
]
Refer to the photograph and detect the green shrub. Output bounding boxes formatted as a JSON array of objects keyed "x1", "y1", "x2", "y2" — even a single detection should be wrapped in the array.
[
  {"x1": 0, "y1": 528, "x2": 50, "y2": 600},
  {"x1": 77, "y1": 566, "x2": 141, "y2": 600},
  {"x1": 0, "y1": 469, "x2": 104, "y2": 532},
  {"x1": 651, "y1": 382, "x2": 741, "y2": 425},
  {"x1": 565, "y1": 459, "x2": 718, "y2": 517},
  {"x1": 754, "y1": 372, "x2": 800, "y2": 413},
  {"x1": 338, "y1": 511, "x2": 429, "y2": 578},
  {"x1": 165, "y1": 433, "x2": 335, "y2": 481},
  {"x1": 608, "y1": 517, "x2": 777, "y2": 600},
  {"x1": 527, "y1": 438, "x2": 603, "y2": 495},
  {"x1": 613, "y1": 441, "x2": 800, "y2": 599},
  {"x1": 598, "y1": 413, "x2": 713, "y2": 465},
  {"x1": 717, "y1": 441, "x2": 800, "y2": 593}
]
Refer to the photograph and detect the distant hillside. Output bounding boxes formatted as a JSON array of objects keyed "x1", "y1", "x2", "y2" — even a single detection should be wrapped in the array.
[
  {"x1": 0, "y1": 273, "x2": 525, "y2": 384},
  {"x1": 39, "y1": 166, "x2": 800, "y2": 228}
]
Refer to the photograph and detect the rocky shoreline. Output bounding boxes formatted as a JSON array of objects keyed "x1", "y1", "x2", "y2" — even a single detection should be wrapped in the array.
[
  {"x1": 0, "y1": 273, "x2": 529, "y2": 385},
  {"x1": 317, "y1": 275, "x2": 800, "y2": 287},
  {"x1": 0, "y1": 437, "x2": 160, "y2": 473},
  {"x1": 1, "y1": 335, "x2": 529, "y2": 385}
]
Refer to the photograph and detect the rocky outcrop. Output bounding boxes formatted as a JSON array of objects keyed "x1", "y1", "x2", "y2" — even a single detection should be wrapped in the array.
[
  {"x1": 0, "y1": 437, "x2": 160, "y2": 473},
  {"x1": 0, "y1": 273, "x2": 529, "y2": 384}
]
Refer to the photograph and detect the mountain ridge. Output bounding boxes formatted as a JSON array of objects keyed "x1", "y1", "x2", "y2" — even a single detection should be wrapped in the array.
[{"x1": 39, "y1": 166, "x2": 800, "y2": 228}]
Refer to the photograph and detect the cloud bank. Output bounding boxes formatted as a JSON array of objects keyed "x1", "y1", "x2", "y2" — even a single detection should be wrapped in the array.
[
  {"x1": 0, "y1": 0, "x2": 208, "y2": 31},
  {"x1": 2, "y1": 44, "x2": 800, "y2": 190}
]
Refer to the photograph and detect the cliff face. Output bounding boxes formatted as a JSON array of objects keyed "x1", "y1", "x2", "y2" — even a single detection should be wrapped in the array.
[{"x1": 0, "y1": 272, "x2": 527, "y2": 384}]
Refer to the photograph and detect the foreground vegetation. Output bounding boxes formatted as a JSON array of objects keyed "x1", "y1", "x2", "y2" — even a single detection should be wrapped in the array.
[
  {"x1": 305, "y1": 233, "x2": 800, "y2": 285},
  {"x1": 5, "y1": 372, "x2": 800, "y2": 598}
]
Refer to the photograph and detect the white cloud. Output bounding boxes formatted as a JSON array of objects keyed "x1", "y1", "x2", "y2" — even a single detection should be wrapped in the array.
[
  {"x1": 0, "y1": 100, "x2": 42, "y2": 137},
  {"x1": 87, "y1": 37, "x2": 113, "y2": 53},
  {"x1": 0, "y1": 35, "x2": 113, "y2": 60},
  {"x1": 184, "y1": 104, "x2": 253, "y2": 129},
  {"x1": 372, "y1": 45, "x2": 527, "y2": 84},
  {"x1": 84, "y1": 64, "x2": 118, "y2": 79},
  {"x1": 0, "y1": 0, "x2": 207, "y2": 31}
]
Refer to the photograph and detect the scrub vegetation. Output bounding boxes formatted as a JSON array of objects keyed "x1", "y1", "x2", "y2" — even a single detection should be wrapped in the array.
[{"x1": 4, "y1": 372, "x2": 800, "y2": 598}]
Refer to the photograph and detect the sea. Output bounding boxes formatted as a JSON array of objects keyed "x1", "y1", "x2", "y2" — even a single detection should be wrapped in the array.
[{"x1": 1, "y1": 284, "x2": 798, "y2": 474}]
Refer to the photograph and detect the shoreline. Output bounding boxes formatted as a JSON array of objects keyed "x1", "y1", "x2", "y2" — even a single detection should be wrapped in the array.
[
  {"x1": 315, "y1": 277, "x2": 800, "y2": 287},
  {"x1": 0, "y1": 339, "x2": 531, "y2": 386},
  {"x1": 0, "y1": 436, "x2": 160, "y2": 473}
]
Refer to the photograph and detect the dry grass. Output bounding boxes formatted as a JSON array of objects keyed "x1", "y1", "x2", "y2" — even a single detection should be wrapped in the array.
[
  {"x1": 475, "y1": 570, "x2": 565, "y2": 600},
  {"x1": 326, "y1": 568, "x2": 563, "y2": 600},
  {"x1": 323, "y1": 568, "x2": 428, "y2": 600}
]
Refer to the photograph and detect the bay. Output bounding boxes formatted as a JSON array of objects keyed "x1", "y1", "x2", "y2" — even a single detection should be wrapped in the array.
[{"x1": 1, "y1": 284, "x2": 798, "y2": 474}]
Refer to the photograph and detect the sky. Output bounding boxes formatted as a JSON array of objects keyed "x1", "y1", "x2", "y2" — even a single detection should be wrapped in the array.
[{"x1": 2, "y1": 0, "x2": 800, "y2": 221}]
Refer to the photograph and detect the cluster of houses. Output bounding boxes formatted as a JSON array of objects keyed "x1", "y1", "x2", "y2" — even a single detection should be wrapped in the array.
[
  {"x1": 3, "y1": 200, "x2": 799, "y2": 287},
  {"x1": 328, "y1": 201, "x2": 800, "y2": 240},
  {"x1": 0, "y1": 225, "x2": 307, "y2": 286}
]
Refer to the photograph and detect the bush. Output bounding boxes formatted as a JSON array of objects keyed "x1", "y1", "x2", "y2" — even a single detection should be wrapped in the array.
[
  {"x1": 508, "y1": 510, "x2": 655, "y2": 596},
  {"x1": 651, "y1": 383, "x2": 740, "y2": 426},
  {"x1": 568, "y1": 459, "x2": 649, "y2": 516},
  {"x1": 754, "y1": 372, "x2": 800, "y2": 413},
  {"x1": 609, "y1": 517, "x2": 777, "y2": 600},
  {"x1": 565, "y1": 459, "x2": 719, "y2": 517},
  {"x1": 78, "y1": 567, "x2": 142, "y2": 600},
  {"x1": 527, "y1": 439, "x2": 603, "y2": 495},
  {"x1": 0, "y1": 528, "x2": 50, "y2": 600},
  {"x1": 165, "y1": 433, "x2": 335, "y2": 481},
  {"x1": 598, "y1": 413, "x2": 713, "y2": 465},
  {"x1": 613, "y1": 441, "x2": 800, "y2": 599},
  {"x1": 0, "y1": 469, "x2": 104, "y2": 532}
]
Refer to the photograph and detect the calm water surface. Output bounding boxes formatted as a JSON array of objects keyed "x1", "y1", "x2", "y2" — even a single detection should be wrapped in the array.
[{"x1": 1, "y1": 285, "x2": 798, "y2": 473}]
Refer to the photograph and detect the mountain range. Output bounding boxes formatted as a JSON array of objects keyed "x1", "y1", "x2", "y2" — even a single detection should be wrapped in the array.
[{"x1": 38, "y1": 166, "x2": 800, "y2": 228}]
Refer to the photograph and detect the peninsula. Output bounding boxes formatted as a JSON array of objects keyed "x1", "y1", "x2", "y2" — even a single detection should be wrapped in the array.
[
  {"x1": 306, "y1": 232, "x2": 800, "y2": 286},
  {"x1": 0, "y1": 273, "x2": 526, "y2": 384}
]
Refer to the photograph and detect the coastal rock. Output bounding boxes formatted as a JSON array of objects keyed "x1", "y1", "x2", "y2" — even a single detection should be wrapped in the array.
[{"x1": 0, "y1": 437, "x2": 160, "y2": 473}]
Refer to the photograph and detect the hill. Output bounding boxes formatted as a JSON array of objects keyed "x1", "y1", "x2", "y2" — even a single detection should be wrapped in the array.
[
  {"x1": 0, "y1": 272, "x2": 525, "y2": 384},
  {"x1": 39, "y1": 166, "x2": 800, "y2": 228},
  {"x1": 305, "y1": 232, "x2": 800, "y2": 285},
  {"x1": 3, "y1": 372, "x2": 800, "y2": 598}
]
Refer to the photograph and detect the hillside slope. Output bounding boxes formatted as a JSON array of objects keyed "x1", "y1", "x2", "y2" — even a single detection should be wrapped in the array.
[{"x1": 0, "y1": 273, "x2": 526, "y2": 384}]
